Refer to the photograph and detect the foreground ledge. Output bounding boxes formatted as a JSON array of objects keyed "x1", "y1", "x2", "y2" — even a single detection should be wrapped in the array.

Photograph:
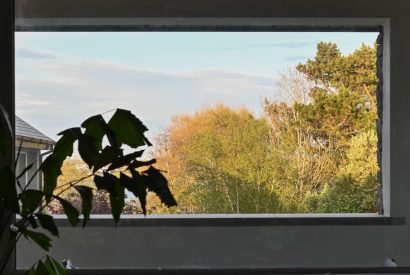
[{"x1": 51, "y1": 214, "x2": 405, "y2": 227}]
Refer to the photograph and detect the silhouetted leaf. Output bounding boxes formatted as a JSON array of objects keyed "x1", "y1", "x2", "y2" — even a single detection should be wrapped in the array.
[
  {"x1": 20, "y1": 189, "x2": 44, "y2": 216},
  {"x1": 54, "y1": 196, "x2": 80, "y2": 226},
  {"x1": 109, "y1": 180, "x2": 125, "y2": 224},
  {"x1": 107, "y1": 150, "x2": 144, "y2": 171},
  {"x1": 94, "y1": 172, "x2": 118, "y2": 195},
  {"x1": 78, "y1": 134, "x2": 99, "y2": 169},
  {"x1": 94, "y1": 172, "x2": 124, "y2": 223},
  {"x1": 81, "y1": 115, "x2": 106, "y2": 151},
  {"x1": 36, "y1": 214, "x2": 59, "y2": 237},
  {"x1": 74, "y1": 185, "x2": 93, "y2": 227},
  {"x1": 120, "y1": 172, "x2": 147, "y2": 215},
  {"x1": 93, "y1": 146, "x2": 123, "y2": 172},
  {"x1": 27, "y1": 215, "x2": 38, "y2": 229},
  {"x1": 128, "y1": 159, "x2": 156, "y2": 170},
  {"x1": 23, "y1": 229, "x2": 52, "y2": 251},
  {"x1": 108, "y1": 109, "x2": 149, "y2": 148},
  {"x1": 54, "y1": 127, "x2": 82, "y2": 162},
  {"x1": 0, "y1": 166, "x2": 19, "y2": 213},
  {"x1": 41, "y1": 155, "x2": 62, "y2": 197},
  {"x1": 42, "y1": 127, "x2": 79, "y2": 199},
  {"x1": 143, "y1": 166, "x2": 177, "y2": 207},
  {"x1": 0, "y1": 105, "x2": 13, "y2": 154}
]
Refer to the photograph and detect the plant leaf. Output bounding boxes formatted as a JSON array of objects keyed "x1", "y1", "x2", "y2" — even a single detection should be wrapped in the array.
[
  {"x1": 45, "y1": 256, "x2": 67, "y2": 275},
  {"x1": 27, "y1": 215, "x2": 38, "y2": 229},
  {"x1": 78, "y1": 134, "x2": 99, "y2": 169},
  {"x1": 107, "y1": 150, "x2": 144, "y2": 171},
  {"x1": 50, "y1": 257, "x2": 67, "y2": 275},
  {"x1": 74, "y1": 185, "x2": 93, "y2": 227},
  {"x1": 54, "y1": 196, "x2": 80, "y2": 227},
  {"x1": 81, "y1": 115, "x2": 106, "y2": 151},
  {"x1": 108, "y1": 109, "x2": 149, "y2": 148},
  {"x1": 41, "y1": 155, "x2": 62, "y2": 198},
  {"x1": 35, "y1": 260, "x2": 50, "y2": 274},
  {"x1": 43, "y1": 257, "x2": 58, "y2": 275},
  {"x1": 109, "y1": 181, "x2": 125, "y2": 225},
  {"x1": 94, "y1": 172, "x2": 118, "y2": 195},
  {"x1": 23, "y1": 229, "x2": 52, "y2": 251},
  {"x1": 120, "y1": 172, "x2": 147, "y2": 215},
  {"x1": 0, "y1": 105, "x2": 13, "y2": 154},
  {"x1": 0, "y1": 166, "x2": 20, "y2": 213},
  {"x1": 20, "y1": 189, "x2": 44, "y2": 216},
  {"x1": 36, "y1": 214, "x2": 59, "y2": 237},
  {"x1": 142, "y1": 166, "x2": 177, "y2": 207},
  {"x1": 93, "y1": 146, "x2": 123, "y2": 172},
  {"x1": 42, "y1": 127, "x2": 81, "y2": 198},
  {"x1": 26, "y1": 266, "x2": 36, "y2": 275},
  {"x1": 128, "y1": 159, "x2": 156, "y2": 170},
  {"x1": 54, "y1": 127, "x2": 82, "y2": 162},
  {"x1": 94, "y1": 172, "x2": 124, "y2": 223}
]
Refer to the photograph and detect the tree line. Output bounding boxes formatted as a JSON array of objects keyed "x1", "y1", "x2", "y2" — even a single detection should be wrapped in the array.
[{"x1": 47, "y1": 41, "x2": 380, "y2": 214}]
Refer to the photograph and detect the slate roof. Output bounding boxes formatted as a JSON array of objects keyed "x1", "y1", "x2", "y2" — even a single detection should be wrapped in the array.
[{"x1": 16, "y1": 116, "x2": 55, "y2": 145}]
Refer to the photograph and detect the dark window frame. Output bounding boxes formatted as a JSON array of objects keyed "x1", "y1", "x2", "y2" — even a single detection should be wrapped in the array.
[{"x1": 15, "y1": 19, "x2": 393, "y2": 226}]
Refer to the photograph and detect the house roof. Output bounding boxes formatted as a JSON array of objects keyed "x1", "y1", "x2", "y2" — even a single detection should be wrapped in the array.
[{"x1": 16, "y1": 116, "x2": 55, "y2": 145}]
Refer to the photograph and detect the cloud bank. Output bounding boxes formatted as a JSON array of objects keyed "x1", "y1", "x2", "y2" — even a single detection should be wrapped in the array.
[{"x1": 16, "y1": 56, "x2": 277, "y2": 140}]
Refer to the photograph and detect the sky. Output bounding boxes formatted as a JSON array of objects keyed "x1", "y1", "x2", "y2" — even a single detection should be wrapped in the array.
[{"x1": 15, "y1": 32, "x2": 379, "y2": 143}]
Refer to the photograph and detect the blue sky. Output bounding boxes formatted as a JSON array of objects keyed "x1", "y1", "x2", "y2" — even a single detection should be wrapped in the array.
[{"x1": 15, "y1": 32, "x2": 378, "y2": 143}]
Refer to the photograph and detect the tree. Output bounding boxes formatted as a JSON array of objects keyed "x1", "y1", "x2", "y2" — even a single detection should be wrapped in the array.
[
  {"x1": 263, "y1": 41, "x2": 379, "y2": 212},
  {"x1": 156, "y1": 104, "x2": 279, "y2": 213},
  {"x1": 305, "y1": 130, "x2": 379, "y2": 213}
]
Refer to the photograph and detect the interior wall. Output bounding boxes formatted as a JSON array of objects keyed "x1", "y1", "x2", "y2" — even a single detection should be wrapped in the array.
[{"x1": 14, "y1": 0, "x2": 410, "y2": 272}]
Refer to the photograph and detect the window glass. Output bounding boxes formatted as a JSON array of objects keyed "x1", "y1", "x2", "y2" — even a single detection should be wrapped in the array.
[{"x1": 15, "y1": 31, "x2": 381, "y2": 215}]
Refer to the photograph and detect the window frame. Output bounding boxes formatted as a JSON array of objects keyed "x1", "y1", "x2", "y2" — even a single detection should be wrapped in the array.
[{"x1": 15, "y1": 18, "x2": 393, "y2": 225}]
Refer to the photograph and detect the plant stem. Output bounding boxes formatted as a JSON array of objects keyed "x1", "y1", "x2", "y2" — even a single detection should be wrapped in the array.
[{"x1": 23, "y1": 166, "x2": 42, "y2": 192}]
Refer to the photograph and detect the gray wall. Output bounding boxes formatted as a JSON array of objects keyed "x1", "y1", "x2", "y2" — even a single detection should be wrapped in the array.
[{"x1": 14, "y1": 0, "x2": 410, "y2": 271}]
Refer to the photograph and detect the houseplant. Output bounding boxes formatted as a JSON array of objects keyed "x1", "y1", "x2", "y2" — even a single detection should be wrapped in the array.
[{"x1": 0, "y1": 106, "x2": 177, "y2": 274}]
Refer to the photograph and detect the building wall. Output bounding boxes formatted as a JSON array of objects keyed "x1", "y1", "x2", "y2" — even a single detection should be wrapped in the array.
[
  {"x1": 14, "y1": 0, "x2": 410, "y2": 271},
  {"x1": 16, "y1": 148, "x2": 41, "y2": 190}
]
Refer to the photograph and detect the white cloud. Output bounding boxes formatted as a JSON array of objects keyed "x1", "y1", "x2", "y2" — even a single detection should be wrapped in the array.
[
  {"x1": 15, "y1": 47, "x2": 57, "y2": 60},
  {"x1": 16, "y1": 58, "x2": 278, "y2": 140},
  {"x1": 17, "y1": 93, "x2": 51, "y2": 106}
]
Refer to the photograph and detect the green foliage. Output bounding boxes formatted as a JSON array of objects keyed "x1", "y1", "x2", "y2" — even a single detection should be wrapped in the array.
[
  {"x1": 0, "y1": 107, "x2": 176, "y2": 274},
  {"x1": 305, "y1": 176, "x2": 378, "y2": 213},
  {"x1": 160, "y1": 40, "x2": 379, "y2": 214},
  {"x1": 27, "y1": 256, "x2": 67, "y2": 275},
  {"x1": 20, "y1": 190, "x2": 44, "y2": 216},
  {"x1": 297, "y1": 42, "x2": 378, "y2": 96},
  {"x1": 36, "y1": 214, "x2": 59, "y2": 237},
  {"x1": 54, "y1": 196, "x2": 81, "y2": 226},
  {"x1": 23, "y1": 229, "x2": 53, "y2": 251},
  {"x1": 338, "y1": 130, "x2": 378, "y2": 182},
  {"x1": 163, "y1": 105, "x2": 278, "y2": 213},
  {"x1": 73, "y1": 185, "x2": 93, "y2": 227},
  {"x1": 305, "y1": 130, "x2": 379, "y2": 213}
]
